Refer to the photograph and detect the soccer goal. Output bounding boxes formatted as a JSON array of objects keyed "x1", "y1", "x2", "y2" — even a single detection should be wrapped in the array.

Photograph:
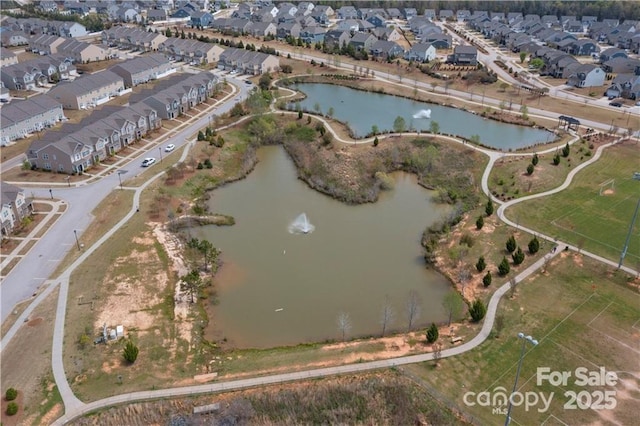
[{"x1": 598, "y1": 179, "x2": 615, "y2": 195}]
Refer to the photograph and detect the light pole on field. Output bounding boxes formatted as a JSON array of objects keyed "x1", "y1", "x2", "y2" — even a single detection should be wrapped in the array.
[
  {"x1": 505, "y1": 333, "x2": 538, "y2": 426},
  {"x1": 618, "y1": 172, "x2": 640, "y2": 269}
]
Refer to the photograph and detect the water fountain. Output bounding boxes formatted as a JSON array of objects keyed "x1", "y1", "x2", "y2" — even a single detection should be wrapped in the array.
[
  {"x1": 412, "y1": 109, "x2": 431, "y2": 119},
  {"x1": 288, "y1": 213, "x2": 315, "y2": 234}
]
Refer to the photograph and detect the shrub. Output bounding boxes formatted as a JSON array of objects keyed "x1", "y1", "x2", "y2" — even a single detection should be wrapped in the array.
[
  {"x1": 426, "y1": 323, "x2": 439, "y2": 343},
  {"x1": 460, "y1": 233, "x2": 475, "y2": 248},
  {"x1": 483, "y1": 271, "x2": 492, "y2": 287},
  {"x1": 5, "y1": 388, "x2": 17, "y2": 401},
  {"x1": 373, "y1": 136, "x2": 379, "y2": 147},
  {"x1": 528, "y1": 236, "x2": 540, "y2": 254},
  {"x1": 476, "y1": 215, "x2": 484, "y2": 230},
  {"x1": 526, "y1": 163, "x2": 534, "y2": 175},
  {"x1": 562, "y1": 142, "x2": 570, "y2": 157},
  {"x1": 498, "y1": 257, "x2": 510, "y2": 276},
  {"x1": 485, "y1": 199, "x2": 494, "y2": 217},
  {"x1": 197, "y1": 130, "x2": 204, "y2": 141},
  {"x1": 123, "y1": 340, "x2": 139, "y2": 363},
  {"x1": 476, "y1": 256, "x2": 486, "y2": 272},
  {"x1": 531, "y1": 153, "x2": 539, "y2": 166},
  {"x1": 6, "y1": 402, "x2": 18, "y2": 416},
  {"x1": 469, "y1": 299, "x2": 487, "y2": 322},
  {"x1": 506, "y1": 235, "x2": 517, "y2": 253},
  {"x1": 512, "y1": 247, "x2": 525, "y2": 265}
]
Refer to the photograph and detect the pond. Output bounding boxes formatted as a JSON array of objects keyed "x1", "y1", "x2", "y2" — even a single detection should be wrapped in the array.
[
  {"x1": 194, "y1": 146, "x2": 454, "y2": 349},
  {"x1": 291, "y1": 83, "x2": 554, "y2": 150}
]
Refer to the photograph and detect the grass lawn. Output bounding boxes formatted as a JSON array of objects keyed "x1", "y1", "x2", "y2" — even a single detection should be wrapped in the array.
[
  {"x1": 403, "y1": 254, "x2": 639, "y2": 425},
  {"x1": 488, "y1": 134, "x2": 615, "y2": 201},
  {"x1": 506, "y1": 142, "x2": 640, "y2": 267}
]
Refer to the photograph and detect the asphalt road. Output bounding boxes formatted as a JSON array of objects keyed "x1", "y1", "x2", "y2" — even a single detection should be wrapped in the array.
[{"x1": 0, "y1": 73, "x2": 250, "y2": 323}]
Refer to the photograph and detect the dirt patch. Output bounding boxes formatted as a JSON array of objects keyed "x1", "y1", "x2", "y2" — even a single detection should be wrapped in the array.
[
  {"x1": 27, "y1": 317, "x2": 43, "y2": 327},
  {"x1": 602, "y1": 189, "x2": 615, "y2": 195}
]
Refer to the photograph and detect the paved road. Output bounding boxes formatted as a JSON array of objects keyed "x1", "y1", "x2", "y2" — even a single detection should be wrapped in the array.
[{"x1": 0, "y1": 75, "x2": 250, "y2": 324}]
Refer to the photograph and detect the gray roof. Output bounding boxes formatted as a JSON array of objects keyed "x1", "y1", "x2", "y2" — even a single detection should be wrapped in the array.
[
  {"x1": 0, "y1": 94, "x2": 61, "y2": 128},
  {"x1": 110, "y1": 54, "x2": 169, "y2": 76},
  {"x1": 48, "y1": 70, "x2": 123, "y2": 98}
]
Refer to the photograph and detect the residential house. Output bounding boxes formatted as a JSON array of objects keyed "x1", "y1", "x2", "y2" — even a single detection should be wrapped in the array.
[
  {"x1": 1, "y1": 183, "x2": 33, "y2": 238},
  {"x1": 276, "y1": 22, "x2": 301, "y2": 39},
  {"x1": 191, "y1": 11, "x2": 213, "y2": 28},
  {"x1": 1, "y1": 57, "x2": 73, "y2": 90},
  {"x1": 564, "y1": 20, "x2": 583, "y2": 33},
  {"x1": 29, "y1": 34, "x2": 65, "y2": 55},
  {"x1": 48, "y1": 21, "x2": 88, "y2": 38},
  {"x1": 1, "y1": 31, "x2": 30, "y2": 47},
  {"x1": 248, "y1": 22, "x2": 277, "y2": 38},
  {"x1": 299, "y1": 27, "x2": 326, "y2": 43},
  {"x1": 404, "y1": 43, "x2": 436, "y2": 62},
  {"x1": 386, "y1": 8, "x2": 402, "y2": 19},
  {"x1": 449, "y1": 45, "x2": 477, "y2": 65},
  {"x1": 63, "y1": 1, "x2": 89, "y2": 16},
  {"x1": 348, "y1": 32, "x2": 377, "y2": 52},
  {"x1": 102, "y1": 27, "x2": 168, "y2": 52},
  {"x1": 602, "y1": 57, "x2": 640, "y2": 74},
  {"x1": 370, "y1": 40, "x2": 404, "y2": 59},
  {"x1": 47, "y1": 70, "x2": 125, "y2": 109},
  {"x1": 421, "y1": 33, "x2": 452, "y2": 49},
  {"x1": 630, "y1": 34, "x2": 640, "y2": 54},
  {"x1": 324, "y1": 30, "x2": 350, "y2": 50},
  {"x1": 439, "y1": 10, "x2": 454, "y2": 21},
  {"x1": 171, "y1": 8, "x2": 194, "y2": 19},
  {"x1": 403, "y1": 8, "x2": 417, "y2": 20},
  {"x1": 372, "y1": 27, "x2": 402, "y2": 42},
  {"x1": 366, "y1": 14, "x2": 386, "y2": 28},
  {"x1": 56, "y1": 38, "x2": 110, "y2": 63},
  {"x1": 310, "y1": 8, "x2": 330, "y2": 26},
  {"x1": 37, "y1": 1, "x2": 58, "y2": 13},
  {"x1": 110, "y1": 54, "x2": 174, "y2": 88},
  {"x1": 566, "y1": 64, "x2": 605, "y2": 88},
  {"x1": 158, "y1": 39, "x2": 224, "y2": 64},
  {"x1": 0, "y1": 47, "x2": 18, "y2": 67},
  {"x1": 298, "y1": 2, "x2": 314, "y2": 15},
  {"x1": 336, "y1": 6, "x2": 357, "y2": 20},
  {"x1": 541, "y1": 15, "x2": 559, "y2": 27},
  {"x1": 424, "y1": 9, "x2": 436, "y2": 21},
  {"x1": 604, "y1": 74, "x2": 640, "y2": 100},
  {"x1": 314, "y1": 5, "x2": 334, "y2": 17},
  {"x1": 217, "y1": 47, "x2": 279, "y2": 75},
  {"x1": 566, "y1": 39, "x2": 599, "y2": 56},
  {"x1": 146, "y1": 8, "x2": 168, "y2": 22},
  {"x1": 0, "y1": 94, "x2": 64, "y2": 145},
  {"x1": 600, "y1": 48, "x2": 627, "y2": 63}
]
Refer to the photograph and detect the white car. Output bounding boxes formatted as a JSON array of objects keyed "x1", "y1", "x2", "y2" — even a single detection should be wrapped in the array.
[
  {"x1": 141, "y1": 157, "x2": 156, "y2": 167},
  {"x1": 165, "y1": 144, "x2": 175, "y2": 152}
]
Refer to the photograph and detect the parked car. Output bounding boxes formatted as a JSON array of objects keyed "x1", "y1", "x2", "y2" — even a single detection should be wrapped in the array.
[
  {"x1": 609, "y1": 101, "x2": 622, "y2": 107},
  {"x1": 165, "y1": 144, "x2": 175, "y2": 152},
  {"x1": 141, "y1": 157, "x2": 156, "y2": 167}
]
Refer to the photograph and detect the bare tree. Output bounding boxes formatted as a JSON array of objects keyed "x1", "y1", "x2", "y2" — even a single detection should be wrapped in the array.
[
  {"x1": 442, "y1": 291, "x2": 464, "y2": 327},
  {"x1": 509, "y1": 276, "x2": 517, "y2": 298},
  {"x1": 405, "y1": 289, "x2": 422, "y2": 332},
  {"x1": 379, "y1": 296, "x2": 395, "y2": 337},
  {"x1": 432, "y1": 342, "x2": 442, "y2": 367},
  {"x1": 495, "y1": 314, "x2": 505, "y2": 338},
  {"x1": 337, "y1": 312, "x2": 352, "y2": 342}
]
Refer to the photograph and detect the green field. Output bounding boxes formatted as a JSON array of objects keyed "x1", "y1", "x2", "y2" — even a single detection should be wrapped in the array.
[
  {"x1": 507, "y1": 143, "x2": 640, "y2": 268},
  {"x1": 404, "y1": 254, "x2": 639, "y2": 425}
]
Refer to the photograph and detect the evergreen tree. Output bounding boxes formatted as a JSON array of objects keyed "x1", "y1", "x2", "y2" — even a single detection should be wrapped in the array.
[
  {"x1": 562, "y1": 142, "x2": 570, "y2": 157},
  {"x1": 476, "y1": 215, "x2": 484, "y2": 230},
  {"x1": 498, "y1": 257, "x2": 511, "y2": 276},
  {"x1": 123, "y1": 340, "x2": 139, "y2": 363},
  {"x1": 469, "y1": 299, "x2": 487, "y2": 322},
  {"x1": 426, "y1": 323, "x2": 439, "y2": 343},
  {"x1": 553, "y1": 153, "x2": 561, "y2": 165},
  {"x1": 506, "y1": 235, "x2": 517, "y2": 253},
  {"x1": 476, "y1": 256, "x2": 486, "y2": 272},
  {"x1": 485, "y1": 199, "x2": 494, "y2": 216},
  {"x1": 528, "y1": 236, "x2": 540, "y2": 254},
  {"x1": 512, "y1": 247, "x2": 525, "y2": 265},
  {"x1": 483, "y1": 271, "x2": 492, "y2": 287},
  {"x1": 526, "y1": 163, "x2": 534, "y2": 175},
  {"x1": 532, "y1": 153, "x2": 539, "y2": 165}
]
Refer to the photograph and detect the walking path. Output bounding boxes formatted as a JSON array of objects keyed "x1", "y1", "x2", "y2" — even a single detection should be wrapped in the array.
[{"x1": 2, "y1": 72, "x2": 637, "y2": 425}]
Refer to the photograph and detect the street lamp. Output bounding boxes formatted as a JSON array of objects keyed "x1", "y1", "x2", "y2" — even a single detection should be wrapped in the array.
[
  {"x1": 158, "y1": 146, "x2": 163, "y2": 163},
  {"x1": 65, "y1": 176, "x2": 71, "y2": 187},
  {"x1": 49, "y1": 188, "x2": 53, "y2": 199},
  {"x1": 117, "y1": 170, "x2": 127, "y2": 190},
  {"x1": 73, "y1": 229, "x2": 81, "y2": 251},
  {"x1": 505, "y1": 333, "x2": 538, "y2": 426},
  {"x1": 618, "y1": 172, "x2": 640, "y2": 269}
]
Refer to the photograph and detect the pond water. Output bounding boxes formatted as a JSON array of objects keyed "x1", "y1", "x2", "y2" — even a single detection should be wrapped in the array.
[
  {"x1": 291, "y1": 83, "x2": 554, "y2": 150},
  {"x1": 194, "y1": 146, "x2": 454, "y2": 349}
]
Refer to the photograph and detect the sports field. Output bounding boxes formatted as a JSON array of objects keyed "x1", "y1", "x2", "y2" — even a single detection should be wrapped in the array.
[
  {"x1": 507, "y1": 143, "x2": 640, "y2": 268},
  {"x1": 405, "y1": 254, "x2": 639, "y2": 425}
]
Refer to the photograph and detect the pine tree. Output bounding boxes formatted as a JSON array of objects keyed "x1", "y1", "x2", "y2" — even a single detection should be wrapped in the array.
[
  {"x1": 512, "y1": 247, "x2": 525, "y2": 265},
  {"x1": 476, "y1": 256, "x2": 486, "y2": 272},
  {"x1": 123, "y1": 340, "x2": 139, "y2": 363},
  {"x1": 426, "y1": 323, "x2": 439, "y2": 343},
  {"x1": 532, "y1": 153, "x2": 539, "y2": 166},
  {"x1": 469, "y1": 299, "x2": 487, "y2": 322},
  {"x1": 498, "y1": 257, "x2": 511, "y2": 276},
  {"x1": 528, "y1": 236, "x2": 540, "y2": 254},
  {"x1": 476, "y1": 215, "x2": 484, "y2": 230},
  {"x1": 485, "y1": 199, "x2": 494, "y2": 216},
  {"x1": 482, "y1": 271, "x2": 492, "y2": 287},
  {"x1": 506, "y1": 235, "x2": 517, "y2": 253}
]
